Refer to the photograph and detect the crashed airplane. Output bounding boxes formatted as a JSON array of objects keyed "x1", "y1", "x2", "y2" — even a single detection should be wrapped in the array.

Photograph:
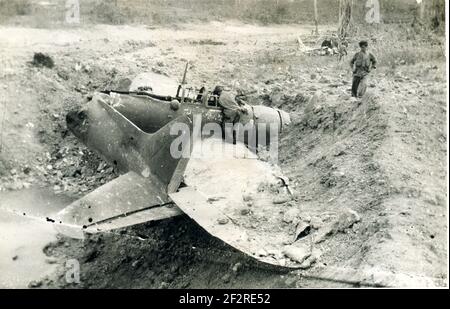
[{"x1": 55, "y1": 70, "x2": 309, "y2": 268}]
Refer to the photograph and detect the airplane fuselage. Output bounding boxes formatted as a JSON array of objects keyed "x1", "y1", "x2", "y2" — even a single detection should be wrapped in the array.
[{"x1": 67, "y1": 91, "x2": 291, "y2": 150}]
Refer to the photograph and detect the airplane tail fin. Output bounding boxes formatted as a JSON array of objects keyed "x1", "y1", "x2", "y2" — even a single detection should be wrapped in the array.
[
  {"x1": 55, "y1": 99, "x2": 193, "y2": 237},
  {"x1": 96, "y1": 98, "x2": 192, "y2": 193}
]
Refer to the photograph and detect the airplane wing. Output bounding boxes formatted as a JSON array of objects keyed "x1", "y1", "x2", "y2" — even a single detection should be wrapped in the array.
[
  {"x1": 54, "y1": 171, "x2": 182, "y2": 238},
  {"x1": 170, "y1": 139, "x2": 304, "y2": 268}
]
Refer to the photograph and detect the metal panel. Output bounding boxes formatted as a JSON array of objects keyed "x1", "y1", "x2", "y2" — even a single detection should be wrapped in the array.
[
  {"x1": 170, "y1": 187, "x2": 301, "y2": 269},
  {"x1": 171, "y1": 140, "x2": 303, "y2": 268},
  {"x1": 85, "y1": 204, "x2": 182, "y2": 233},
  {"x1": 56, "y1": 171, "x2": 171, "y2": 228}
]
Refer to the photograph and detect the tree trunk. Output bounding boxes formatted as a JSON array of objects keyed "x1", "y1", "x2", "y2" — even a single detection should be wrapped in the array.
[
  {"x1": 338, "y1": 0, "x2": 353, "y2": 39},
  {"x1": 313, "y1": 0, "x2": 319, "y2": 34},
  {"x1": 419, "y1": 0, "x2": 426, "y2": 20},
  {"x1": 431, "y1": 0, "x2": 445, "y2": 29},
  {"x1": 412, "y1": 0, "x2": 426, "y2": 27},
  {"x1": 412, "y1": 0, "x2": 445, "y2": 30}
]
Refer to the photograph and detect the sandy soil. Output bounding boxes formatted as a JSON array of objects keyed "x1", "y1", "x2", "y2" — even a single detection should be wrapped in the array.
[{"x1": 0, "y1": 21, "x2": 447, "y2": 288}]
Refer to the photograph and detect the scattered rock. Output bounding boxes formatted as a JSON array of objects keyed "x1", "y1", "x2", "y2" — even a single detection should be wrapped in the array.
[
  {"x1": 334, "y1": 209, "x2": 361, "y2": 231},
  {"x1": 282, "y1": 208, "x2": 300, "y2": 223},
  {"x1": 28, "y1": 280, "x2": 43, "y2": 288},
  {"x1": 314, "y1": 209, "x2": 361, "y2": 243},
  {"x1": 232, "y1": 262, "x2": 242, "y2": 274},
  {"x1": 283, "y1": 244, "x2": 311, "y2": 264},
  {"x1": 12, "y1": 255, "x2": 18, "y2": 261},
  {"x1": 314, "y1": 226, "x2": 333, "y2": 243},
  {"x1": 217, "y1": 217, "x2": 229, "y2": 225},
  {"x1": 303, "y1": 248, "x2": 321, "y2": 269},
  {"x1": 240, "y1": 208, "x2": 250, "y2": 215},
  {"x1": 299, "y1": 253, "x2": 317, "y2": 269}
]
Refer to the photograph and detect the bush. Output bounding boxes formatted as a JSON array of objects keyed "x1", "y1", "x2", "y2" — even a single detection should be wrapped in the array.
[
  {"x1": 90, "y1": 2, "x2": 126, "y2": 24},
  {"x1": 0, "y1": 0, "x2": 31, "y2": 19},
  {"x1": 0, "y1": 0, "x2": 446, "y2": 28}
]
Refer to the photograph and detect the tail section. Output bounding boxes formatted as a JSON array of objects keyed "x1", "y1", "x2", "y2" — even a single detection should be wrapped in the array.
[
  {"x1": 69, "y1": 96, "x2": 192, "y2": 187},
  {"x1": 57, "y1": 98, "x2": 193, "y2": 236}
]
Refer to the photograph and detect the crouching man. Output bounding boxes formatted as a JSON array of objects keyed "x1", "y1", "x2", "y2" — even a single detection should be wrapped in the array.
[
  {"x1": 350, "y1": 40, "x2": 377, "y2": 98},
  {"x1": 212, "y1": 86, "x2": 248, "y2": 124}
]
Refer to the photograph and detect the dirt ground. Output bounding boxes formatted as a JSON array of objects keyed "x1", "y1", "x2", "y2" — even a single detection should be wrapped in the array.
[{"x1": 0, "y1": 21, "x2": 447, "y2": 288}]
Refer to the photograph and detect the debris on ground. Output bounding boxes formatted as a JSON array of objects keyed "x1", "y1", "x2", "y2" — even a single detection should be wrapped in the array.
[
  {"x1": 30, "y1": 52, "x2": 54, "y2": 68},
  {"x1": 293, "y1": 221, "x2": 311, "y2": 242},
  {"x1": 272, "y1": 194, "x2": 292, "y2": 204},
  {"x1": 314, "y1": 209, "x2": 361, "y2": 243},
  {"x1": 283, "y1": 244, "x2": 311, "y2": 264},
  {"x1": 28, "y1": 280, "x2": 43, "y2": 288}
]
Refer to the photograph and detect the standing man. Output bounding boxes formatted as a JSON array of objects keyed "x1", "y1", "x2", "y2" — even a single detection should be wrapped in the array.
[{"x1": 350, "y1": 40, "x2": 377, "y2": 97}]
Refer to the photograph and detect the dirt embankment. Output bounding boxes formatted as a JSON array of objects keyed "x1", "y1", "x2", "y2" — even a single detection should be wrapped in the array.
[{"x1": 0, "y1": 23, "x2": 447, "y2": 288}]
